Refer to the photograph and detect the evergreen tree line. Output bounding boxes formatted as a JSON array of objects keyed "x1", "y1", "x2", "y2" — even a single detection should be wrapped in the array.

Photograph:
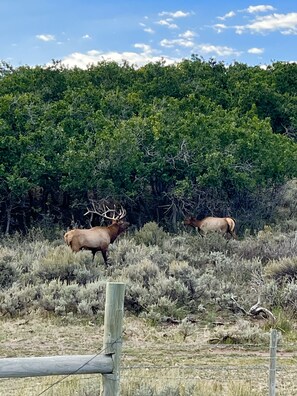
[{"x1": 0, "y1": 56, "x2": 296, "y2": 234}]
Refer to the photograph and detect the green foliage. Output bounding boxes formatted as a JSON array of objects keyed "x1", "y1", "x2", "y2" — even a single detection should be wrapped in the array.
[
  {"x1": 134, "y1": 222, "x2": 168, "y2": 246},
  {"x1": 0, "y1": 59, "x2": 297, "y2": 232}
]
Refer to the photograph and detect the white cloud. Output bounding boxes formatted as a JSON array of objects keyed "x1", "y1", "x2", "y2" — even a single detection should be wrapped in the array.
[
  {"x1": 60, "y1": 49, "x2": 178, "y2": 69},
  {"x1": 246, "y1": 5, "x2": 276, "y2": 14},
  {"x1": 248, "y1": 47, "x2": 264, "y2": 54},
  {"x1": 160, "y1": 38, "x2": 194, "y2": 48},
  {"x1": 82, "y1": 34, "x2": 91, "y2": 39},
  {"x1": 217, "y1": 11, "x2": 236, "y2": 21},
  {"x1": 179, "y1": 30, "x2": 196, "y2": 39},
  {"x1": 144, "y1": 27, "x2": 154, "y2": 34},
  {"x1": 36, "y1": 34, "x2": 55, "y2": 42},
  {"x1": 196, "y1": 44, "x2": 241, "y2": 57},
  {"x1": 157, "y1": 19, "x2": 178, "y2": 29},
  {"x1": 159, "y1": 11, "x2": 191, "y2": 18},
  {"x1": 213, "y1": 23, "x2": 227, "y2": 33},
  {"x1": 134, "y1": 43, "x2": 154, "y2": 54},
  {"x1": 238, "y1": 12, "x2": 297, "y2": 35}
]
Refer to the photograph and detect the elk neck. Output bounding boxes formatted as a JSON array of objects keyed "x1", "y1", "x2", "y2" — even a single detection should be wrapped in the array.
[
  {"x1": 190, "y1": 218, "x2": 202, "y2": 228},
  {"x1": 107, "y1": 222, "x2": 122, "y2": 242}
]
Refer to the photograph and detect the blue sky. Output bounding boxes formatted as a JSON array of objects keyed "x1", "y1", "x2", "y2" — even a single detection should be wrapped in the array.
[{"x1": 1, "y1": 0, "x2": 297, "y2": 68}]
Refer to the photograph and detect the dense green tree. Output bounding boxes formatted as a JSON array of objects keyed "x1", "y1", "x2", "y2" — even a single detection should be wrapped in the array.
[{"x1": 0, "y1": 57, "x2": 297, "y2": 233}]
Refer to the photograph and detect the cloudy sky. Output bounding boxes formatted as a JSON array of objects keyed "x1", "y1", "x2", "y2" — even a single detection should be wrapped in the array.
[{"x1": 1, "y1": 0, "x2": 297, "y2": 68}]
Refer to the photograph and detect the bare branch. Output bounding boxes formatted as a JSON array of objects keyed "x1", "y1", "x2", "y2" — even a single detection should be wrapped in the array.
[
  {"x1": 248, "y1": 302, "x2": 276, "y2": 324},
  {"x1": 230, "y1": 296, "x2": 248, "y2": 315},
  {"x1": 230, "y1": 295, "x2": 276, "y2": 324}
]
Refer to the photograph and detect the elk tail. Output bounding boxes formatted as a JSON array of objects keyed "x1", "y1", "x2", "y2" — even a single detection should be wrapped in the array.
[
  {"x1": 225, "y1": 217, "x2": 235, "y2": 232},
  {"x1": 226, "y1": 218, "x2": 237, "y2": 238}
]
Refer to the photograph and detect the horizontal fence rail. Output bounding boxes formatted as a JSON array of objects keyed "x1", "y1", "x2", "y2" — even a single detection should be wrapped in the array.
[
  {"x1": 0, "y1": 354, "x2": 113, "y2": 378},
  {"x1": 0, "y1": 282, "x2": 126, "y2": 396}
]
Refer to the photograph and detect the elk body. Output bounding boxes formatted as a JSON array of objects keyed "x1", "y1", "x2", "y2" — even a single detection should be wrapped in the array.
[
  {"x1": 184, "y1": 216, "x2": 236, "y2": 238},
  {"x1": 64, "y1": 204, "x2": 129, "y2": 266}
]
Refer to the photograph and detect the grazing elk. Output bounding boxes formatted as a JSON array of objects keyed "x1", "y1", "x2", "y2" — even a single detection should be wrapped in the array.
[
  {"x1": 184, "y1": 216, "x2": 236, "y2": 239},
  {"x1": 64, "y1": 203, "x2": 129, "y2": 266}
]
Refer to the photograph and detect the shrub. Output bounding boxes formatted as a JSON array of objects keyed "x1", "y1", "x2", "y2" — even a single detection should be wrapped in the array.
[
  {"x1": 39, "y1": 280, "x2": 106, "y2": 316},
  {"x1": 32, "y1": 245, "x2": 102, "y2": 284},
  {"x1": 146, "y1": 295, "x2": 188, "y2": 320},
  {"x1": 124, "y1": 283, "x2": 154, "y2": 313},
  {"x1": 134, "y1": 222, "x2": 168, "y2": 246},
  {"x1": 122, "y1": 259, "x2": 160, "y2": 287},
  {"x1": 274, "y1": 178, "x2": 297, "y2": 229},
  {"x1": 233, "y1": 230, "x2": 297, "y2": 263},
  {"x1": 265, "y1": 257, "x2": 297, "y2": 283},
  {"x1": 0, "y1": 259, "x2": 16, "y2": 289},
  {"x1": 280, "y1": 282, "x2": 297, "y2": 314},
  {"x1": 0, "y1": 284, "x2": 39, "y2": 316},
  {"x1": 209, "y1": 319, "x2": 272, "y2": 345}
]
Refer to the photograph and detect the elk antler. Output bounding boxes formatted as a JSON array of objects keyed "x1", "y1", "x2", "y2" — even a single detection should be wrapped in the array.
[{"x1": 84, "y1": 200, "x2": 126, "y2": 221}]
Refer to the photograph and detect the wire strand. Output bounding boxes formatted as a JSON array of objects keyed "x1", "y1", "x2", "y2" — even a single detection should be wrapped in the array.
[{"x1": 36, "y1": 336, "x2": 121, "y2": 396}]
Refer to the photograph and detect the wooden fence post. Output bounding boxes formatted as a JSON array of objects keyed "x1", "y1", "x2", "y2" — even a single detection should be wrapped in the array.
[
  {"x1": 269, "y1": 329, "x2": 278, "y2": 396},
  {"x1": 102, "y1": 282, "x2": 125, "y2": 396}
]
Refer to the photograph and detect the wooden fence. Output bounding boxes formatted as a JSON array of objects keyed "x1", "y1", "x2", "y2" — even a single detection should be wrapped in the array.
[
  {"x1": 0, "y1": 282, "x2": 280, "y2": 396},
  {"x1": 0, "y1": 281, "x2": 125, "y2": 396}
]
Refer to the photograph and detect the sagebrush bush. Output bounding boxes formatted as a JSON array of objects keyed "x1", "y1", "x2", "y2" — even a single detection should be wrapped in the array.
[
  {"x1": 151, "y1": 277, "x2": 190, "y2": 306},
  {"x1": 0, "y1": 283, "x2": 40, "y2": 316},
  {"x1": 38, "y1": 280, "x2": 106, "y2": 316},
  {"x1": 209, "y1": 319, "x2": 272, "y2": 345},
  {"x1": 134, "y1": 222, "x2": 168, "y2": 246},
  {"x1": 274, "y1": 178, "x2": 297, "y2": 229},
  {"x1": 264, "y1": 257, "x2": 297, "y2": 283},
  {"x1": 0, "y1": 220, "x2": 296, "y2": 325},
  {"x1": 122, "y1": 259, "x2": 160, "y2": 288},
  {"x1": 0, "y1": 260, "x2": 17, "y2": 289},
  {"x1": 146, "y1": 295, "x2": 188, "y2": 320},
  {"x1": 233, "y1": 230, "x2": 297, "y2": 263},
  {"x1": 280, "y1": 282, "x2": 297, "y2": 314},
  {"x1": 32, "y1": 246, "x2": 102, "y2": 285},
  {"x1": 124, "y1": 282, "x2": 154, "y2": 313}
]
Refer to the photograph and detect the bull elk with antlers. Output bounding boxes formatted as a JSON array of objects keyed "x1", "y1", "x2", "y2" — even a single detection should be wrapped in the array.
[
  {"x1": 64, "y1": 202, "x2": 129, "y2": 266},
  {"x1": 184, "y1": 216, "x2": 236, "y2": 239}
]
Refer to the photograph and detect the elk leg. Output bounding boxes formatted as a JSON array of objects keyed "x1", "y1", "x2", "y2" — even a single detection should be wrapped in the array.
[
  {"x1": 91, "y1": 249, "x2": 97, "y2": 262},
  {"x1": 198, "y1": 229, "x2": 205, "y2": 237},
  {"x1": 101, "y1": 250, "x2": 109, "y2": 266},
  {"x1": 230, "y1": 230, "x2": 237, "y2": 239}
]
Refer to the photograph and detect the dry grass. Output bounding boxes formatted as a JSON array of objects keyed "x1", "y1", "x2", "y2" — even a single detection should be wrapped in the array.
[{"x1": 0, "y1": 315, "x2": 297, "y2": 396}]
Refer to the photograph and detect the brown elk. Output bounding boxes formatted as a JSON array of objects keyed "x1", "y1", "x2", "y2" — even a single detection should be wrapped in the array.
[
  {"x1": 184, "y1": 216, "x2": 236, "y2": 239},
  {"x1": 64, "y1": 203, "x2": 129, "y2": 266}
]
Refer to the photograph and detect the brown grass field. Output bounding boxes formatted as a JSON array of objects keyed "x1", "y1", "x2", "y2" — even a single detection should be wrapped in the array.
[{"x1": 0, "y1": 315, "x2": 297, "y2": 396}]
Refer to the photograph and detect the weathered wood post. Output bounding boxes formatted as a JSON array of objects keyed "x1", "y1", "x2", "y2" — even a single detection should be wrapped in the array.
[
  {"x1": 102, "y1": 282, "x2": 125, "y2": 396},
  {"x1": 269, "y1": 329, "x2": 278, "y2": 396}
]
